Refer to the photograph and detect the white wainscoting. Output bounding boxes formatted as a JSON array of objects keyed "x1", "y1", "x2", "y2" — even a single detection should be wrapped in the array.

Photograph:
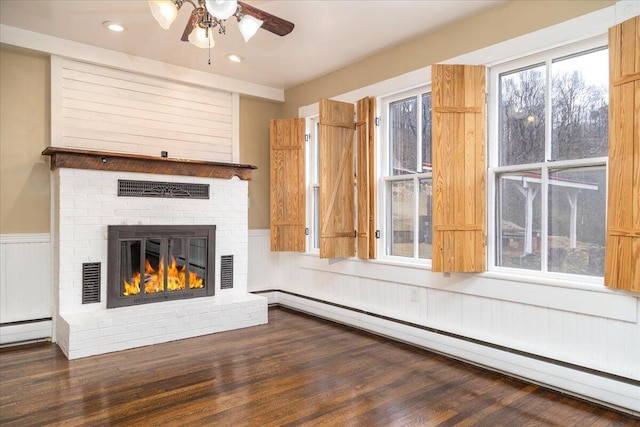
[
  {"x1": 0, "y1": 234, "x2": 52, "y2": 344},
  {"x1": 247, "y1": 230, "x2": 640, "y2": 413}
]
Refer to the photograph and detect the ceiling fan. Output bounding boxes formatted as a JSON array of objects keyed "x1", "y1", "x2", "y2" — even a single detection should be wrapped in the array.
[{"x1": 149, "y1": 0, "x2": 294, "y2": 49}]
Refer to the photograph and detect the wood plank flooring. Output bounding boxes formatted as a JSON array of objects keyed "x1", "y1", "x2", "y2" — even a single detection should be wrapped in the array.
[{"x1": 1, "y1": 307, "x2": 638, "y2": 426}]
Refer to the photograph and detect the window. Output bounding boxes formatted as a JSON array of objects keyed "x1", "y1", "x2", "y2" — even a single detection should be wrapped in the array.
[
  {"x1": 491, "y1": 44, "x2": 609, "y2": 277},
  {"x1": 383, "y1": 89, "x2": 432, "y2": 260},
  {"x1": 307, "y1": 116, "x2": 320, "y2": 251}
]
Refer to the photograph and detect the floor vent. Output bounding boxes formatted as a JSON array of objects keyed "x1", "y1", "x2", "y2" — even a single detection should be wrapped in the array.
[
  {"x1": 220, "y1": 256, "x2": 234, "y2": 289},
  {"x1": 118, "y1": 179, "x2": 209, "y2": 199},
  {"x1": 82, "y1": 262, "x2": 101, "y2": 304}
]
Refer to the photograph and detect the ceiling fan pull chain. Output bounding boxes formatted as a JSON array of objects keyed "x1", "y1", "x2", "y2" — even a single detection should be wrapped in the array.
[{"x1": 207, "y1": 26, "x2": 211, "y2": 65}]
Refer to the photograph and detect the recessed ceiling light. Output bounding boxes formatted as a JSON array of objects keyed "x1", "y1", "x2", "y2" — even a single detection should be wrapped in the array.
[
  {"x1": 226, "y1": 54, "x2": 243, "y2": 63},
  {"x1": 103, "y1": 21, "x2": 125, "y2": 32}
]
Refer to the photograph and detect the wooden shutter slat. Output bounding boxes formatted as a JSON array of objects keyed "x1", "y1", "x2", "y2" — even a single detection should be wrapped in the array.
[
  {"x1": 434, "y1": 106, "x2": 483, "y2": 113},
  {"x1": 319, "y1": 98, "x2": 355, "y2": 259},
  {"x1": 610, "y1": 228, "x2": 640, "y2": 238},
  {"x1": 612, "y1": 72, "x2": 640, "y2": 86},
  {"x1": 356, "y1": 96, "x2": 376, "y2": 259},
  {"x1": 321, "y1": 120, "x2": 354, "y2": 129},
  {"x1": 432, "y1": 64, "x2": 486, "y2": 273},
  {"x1": 605, "y1": 16, "x2": 640, "y2": 292},
  {"x1": 270, "y1": 118, "x2": 305, "y2": 252},
  {"x1": 323, "y1": 232, "x2": 355, "y2": 238},
  {"x1": 435, "y1": 225, "x2": 483, "y2": 231}
]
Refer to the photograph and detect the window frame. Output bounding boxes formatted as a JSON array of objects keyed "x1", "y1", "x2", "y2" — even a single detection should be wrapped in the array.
[
  {"x1": 487, "y1": 35, "x2": 609, "y2": 285},
  {"x1": 306, "y1": 115, "x2": 320, "y2": 254},
  {"x1": 380, "y1": 85, "x2": 433, "y2": 264}
]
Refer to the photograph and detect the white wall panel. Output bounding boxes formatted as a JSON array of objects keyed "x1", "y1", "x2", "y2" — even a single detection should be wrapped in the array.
[
  {"x1": 53, "y1": 58, "x2": 234, "y2": 163},
  {"x1": 0, "y1": 234, "x2": 51, "y2": 324}
]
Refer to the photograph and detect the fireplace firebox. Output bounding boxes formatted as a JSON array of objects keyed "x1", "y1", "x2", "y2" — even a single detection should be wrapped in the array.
[{"x1": 107, "y1": 225, "x2": 215, "y2": 308}]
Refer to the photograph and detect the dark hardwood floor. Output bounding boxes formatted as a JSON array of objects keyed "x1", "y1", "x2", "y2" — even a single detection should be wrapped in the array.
[{"x1": 1, "y1": 307, "x2": 638, "y2": 426}]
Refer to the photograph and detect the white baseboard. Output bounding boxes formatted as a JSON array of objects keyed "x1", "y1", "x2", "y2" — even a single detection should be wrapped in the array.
[{"x1": 260, "y1": 290, "x2": 640, "y2": 416}]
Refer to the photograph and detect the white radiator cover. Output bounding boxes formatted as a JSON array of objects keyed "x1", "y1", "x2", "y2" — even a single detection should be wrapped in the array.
[{"x1": 0, "y1": 234, "x2": 51, "y2": 324}]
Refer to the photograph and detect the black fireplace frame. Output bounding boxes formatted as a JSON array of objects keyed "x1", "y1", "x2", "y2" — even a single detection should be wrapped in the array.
[{"x1": 107, "y1": 224, "x2": 216, "y2": 308}]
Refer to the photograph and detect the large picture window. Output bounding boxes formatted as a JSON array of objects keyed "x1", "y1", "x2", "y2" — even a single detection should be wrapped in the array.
[
  {"x1": 383, "y1": 89, "x2": 432, "y2": 260},
  {"x1": 492, "y1": 44, "x2": 608, "y2": 277}
]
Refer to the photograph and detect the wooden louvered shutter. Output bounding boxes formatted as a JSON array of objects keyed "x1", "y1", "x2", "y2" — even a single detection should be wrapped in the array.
[
  {"x1": 270, "y1": 118, "x2": 305, "y2": 252},
  {"x1": 432, "y1": 64, "x2": 486, "y2": 272},
  {"x1": 319, "y1": 98, "x2": 355, "y2": 258},
  {"x1": 605, "y1": 16, "x2": 640, "y2": 292},
  {"x1": 356, "y1": 97, "x2": 377, "y2": 259}
]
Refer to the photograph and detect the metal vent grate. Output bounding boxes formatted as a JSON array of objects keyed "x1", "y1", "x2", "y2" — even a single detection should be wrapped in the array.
[
  {"x1": 82, "y1": 262, "x2": 101, "y2": 304},
  {"x1": 118, "y1": 180, "x2": 209, "y2": 199},
  {"x1": 220, "y1": 255, "x2": 234, "y2": 289}
]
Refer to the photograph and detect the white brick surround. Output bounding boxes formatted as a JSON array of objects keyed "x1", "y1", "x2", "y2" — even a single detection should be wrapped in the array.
[{"x1": 52, "y1": 168, "x2": 267, "y2": 359}]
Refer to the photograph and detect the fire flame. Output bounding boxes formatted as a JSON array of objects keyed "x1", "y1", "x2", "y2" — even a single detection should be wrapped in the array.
[{"x1": 123, "y1": 256, "x2": 204, "y2": 296}]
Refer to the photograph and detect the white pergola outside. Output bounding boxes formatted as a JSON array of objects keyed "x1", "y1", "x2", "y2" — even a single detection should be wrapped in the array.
[{"x1": 503, "y1": 174, "x2": 599, "y2": 254}]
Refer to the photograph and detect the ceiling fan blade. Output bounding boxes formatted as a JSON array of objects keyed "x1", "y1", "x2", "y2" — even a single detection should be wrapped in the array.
[
  {"x1": 238, "y1": 1, "x2": 294, "y2": 36},
  {"x1": 181, "y1": 13, "x2": 198, "y2": 41}
]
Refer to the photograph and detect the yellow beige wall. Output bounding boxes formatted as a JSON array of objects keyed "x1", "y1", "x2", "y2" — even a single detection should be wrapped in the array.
[
  {"x1": 239, "y1": 96, "x2": 282, "y2": 229},
  {"x1": 281, "y1": 0, "x2": 616, "y2": 118},
  {"x1": 0, "y1": 45, "x2": 50, "y2": 234},
  {"x1": 0, "y1": 1, "x2": 616, "y2": 233},
  {"x1": 0, "y1": 45, "x2": 282, "y2": 232}
]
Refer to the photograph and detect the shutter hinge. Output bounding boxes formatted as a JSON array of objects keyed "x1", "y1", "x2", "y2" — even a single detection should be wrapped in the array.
[
  {"x1": 354, "y1": 230, "x2": 357, "y2": 238},
  {"x1": 305, "y1": 133, "x2": 310, "y2": 142},
  {"x1": 375, "y1": 230, "x2": 381, "y2": 239},
  {"x1": 305, "y1": 227, "x2": 309, "y2": 236},
  {"x1": 375, "y1": 117, "x2": 380, "y2": 126}
]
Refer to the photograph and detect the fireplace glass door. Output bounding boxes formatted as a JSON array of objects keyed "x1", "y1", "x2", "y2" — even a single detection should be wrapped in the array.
[{"x1": 108, "y1": 225, "x2": 215, "y2": 308}]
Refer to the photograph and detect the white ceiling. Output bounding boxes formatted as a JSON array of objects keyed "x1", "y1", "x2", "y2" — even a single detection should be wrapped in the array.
[{"x1": 0, "y1": 0, "x2": 504, "y2": 90}]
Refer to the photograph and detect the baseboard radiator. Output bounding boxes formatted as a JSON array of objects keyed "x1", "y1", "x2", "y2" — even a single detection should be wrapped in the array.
[{"x1": 253, "y1": 289, "x2": 640, "y2": 416}]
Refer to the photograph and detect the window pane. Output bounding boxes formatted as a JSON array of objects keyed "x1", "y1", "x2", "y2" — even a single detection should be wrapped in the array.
[
  {"x1": 496, "y1": 172, "x2": 542, "y2": 270},
  {"x1": 548, "y1": 167, "x2": 606, "y2": 276},
  {"x1": 390, "y1": 97, "x2": 418, "y2": 175},
  {"x1": 314, "y1": 121, "x2": 320, "y2": 183},
  {"x1": 388, "y1": 180, "x2": 415, "y2": 257},
  {"x1": 551, "y1": 48, "x2": 608, "y2": 161},
  {"x1": 499, "y1": 65, "x2": 546, "y2": 166},
  {"x1": 312, "y1": 186, "x2": 319, "y2": 249},
  {"x1": 421, "y1": 93, "x2": 432, "y2": 170},
  {"x1": 418, "y1": 178, "x2": 432, "y2": 259}
]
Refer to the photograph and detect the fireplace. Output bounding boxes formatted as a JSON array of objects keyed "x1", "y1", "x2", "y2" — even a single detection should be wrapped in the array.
[
  {"x1": 107, "y1": 225, "x2": 216, "y2": 308},
  {"x1": 42, "y1": 147, "x2": 267, "y2": 360}
]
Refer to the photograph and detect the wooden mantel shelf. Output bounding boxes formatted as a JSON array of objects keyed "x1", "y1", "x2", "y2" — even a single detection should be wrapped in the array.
[{"x1": 42, "y1": 147, "x2": 257, "y2": 181}]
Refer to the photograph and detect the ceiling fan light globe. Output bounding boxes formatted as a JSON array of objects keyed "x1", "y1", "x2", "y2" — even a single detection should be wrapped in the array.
[
  {"x1": 148, "y1": 0, "x2": 178, "y2": 30},
  {"x1": 204, "y1": 0, "x2": 238, "y2": 20},
  {"x1": 188, "y1": 27, "x2": 216, "y2": 49},
  {"x1": 238, "y1": 15, "x2": 263, "y2": 42}
]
